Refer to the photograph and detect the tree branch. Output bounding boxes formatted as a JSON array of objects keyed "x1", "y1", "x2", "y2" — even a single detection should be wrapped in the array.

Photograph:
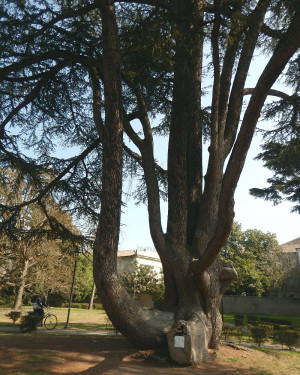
[
  {"x1": 0, "y1": 138, "x2": 101, "y2": 213},
  {"x1": 117, "y1": 0, "x2": 175, "y2": 12},
  {"x1": 0, "y1": 62, "x2": 67, "y2": 139},
  {"x1": 244, "y1": 88, "x2": 300, "y2": 112},
  {"x1": 0, "y1": 50, "x2": 100, "y2": 80},
  {"x1": 224, "y1": 0, "x2": 271, "y2": 155},
  {"x1": 90, "y1": 67, "x2": 105, "y2": 139}
]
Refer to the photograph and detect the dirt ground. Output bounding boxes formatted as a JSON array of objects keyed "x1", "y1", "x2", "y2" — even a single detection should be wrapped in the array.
[{"x1": 0, "y1": 332, "x2": 299, "y2": 375}]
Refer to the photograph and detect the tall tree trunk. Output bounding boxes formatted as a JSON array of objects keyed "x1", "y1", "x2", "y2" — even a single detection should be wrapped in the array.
[
  {"x1": 92, "y1": 0, "x2": 300, "y2": 365},
  {"x1": 88, "y1": 283, "x2": 96, "y2": 310},
  {"x1": 12, "y1": 259, "x2": 29, "y2": 311}
]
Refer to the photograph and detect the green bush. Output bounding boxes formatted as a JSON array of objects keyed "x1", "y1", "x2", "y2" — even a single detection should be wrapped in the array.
[
  {"x1": 247, "y1": 315, "x2": 259, "y2": 326},
  {"x1": 121, "y1": 262, "x2": 165, "y2": 310},
  {"x1": 283, "y1": 330, "x2": 299, "y2": 349},
  {"x1": 260, "y1": 317, "x2": 291, "y2": 330},
  {"x1": 234, "y1": 326, "x2": 244, "y2": 343},
  {"x1": 274, "y1": 326, "x2": 299, "y2": 349},
  {"x1": 222, "y1": 325, "x2": 235, "y2": 341},
  {"x1": 60, "y1": 302, "x2": 103, "y2": 310},
  {"x1": 234, "y1": 314, "x2": 244, "y2": 327},
  {"x1": 5, "y1": 311, "x2": 22, "y2": 324},
  {"x1": 20, "y1": 312, "x2": 41, "y2": 332},
  {"x1": 248, "y1": 324, "x2": 273, "y2": 347},
  {"x1": 92, "y1": 303, "x2": 103, "y2": 310}
]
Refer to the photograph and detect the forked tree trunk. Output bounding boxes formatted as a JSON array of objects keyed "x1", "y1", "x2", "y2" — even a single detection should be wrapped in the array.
[
  {"x1": 94, "y1": 235, "x2": 237, "y2": 363},
  {"x1": 93, "y1": 0, "x2": 300, "y2": 366},
  {"x1": 92, "y1": 0, "x2": 237, "y2": 364}
]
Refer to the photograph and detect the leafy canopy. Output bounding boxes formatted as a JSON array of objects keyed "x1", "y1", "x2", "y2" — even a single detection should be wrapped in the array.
[{"x1": 222, "y1": 222, "x2": 284, "y2": 296}]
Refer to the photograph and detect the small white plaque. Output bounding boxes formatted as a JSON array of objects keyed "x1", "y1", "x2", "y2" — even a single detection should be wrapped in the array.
[{"x1": 174, "y1": 335, "x2": 185, "y2": 348}]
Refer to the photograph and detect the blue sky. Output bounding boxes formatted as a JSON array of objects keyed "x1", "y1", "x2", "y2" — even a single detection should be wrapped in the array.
[
  {"x1": 118, "y1": 131, "x2": 299, "y2": 250},
  {"x1": 118, "y1": 50, "x2": 300, "y2": 250}
]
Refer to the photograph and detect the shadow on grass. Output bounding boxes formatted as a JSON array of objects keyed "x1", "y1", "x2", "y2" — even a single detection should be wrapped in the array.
[{"x1": 0, "y1": 333, "x2": 263, "y2": 375}]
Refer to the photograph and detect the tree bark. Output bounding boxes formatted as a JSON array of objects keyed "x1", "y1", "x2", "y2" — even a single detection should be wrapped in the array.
[
  {"x1": 12, "y1": 259, "x2": 30, "y2": 311},
  {"x1": 88, "y1": 283, "x2": 96, "y2": 310},
  {"x1": 92, "y1": 0, "x2": 300, "y2": 365}
]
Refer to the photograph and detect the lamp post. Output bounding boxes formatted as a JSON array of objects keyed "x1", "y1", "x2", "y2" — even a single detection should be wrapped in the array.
[{"x1": 65, "y1": 248, "x2": 81, "y2": 329}]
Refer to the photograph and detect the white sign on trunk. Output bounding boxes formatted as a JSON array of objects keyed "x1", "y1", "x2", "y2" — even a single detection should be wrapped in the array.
[{"x1": 174, "y1": 335, "x2": 185, "y2": 348}]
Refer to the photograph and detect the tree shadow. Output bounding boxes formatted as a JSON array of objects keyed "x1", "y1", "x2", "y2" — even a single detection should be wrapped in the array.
[{"x1": 0, "y1": 332, "x2": 259, "y2": 375}]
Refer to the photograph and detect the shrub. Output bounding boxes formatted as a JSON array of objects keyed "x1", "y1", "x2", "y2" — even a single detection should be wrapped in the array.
[
  {"x1": 283, "y1": 330, "x2": 299, "y2": 349},
  {"x1": 248, "y1": 324, "x2": 273, "y2": 347},
  {"x1": 247, "y1": 315, "x2": 259, "y2": 326},
  {"x1": 222, "y1": 325, "x2": 235, "y2": 341},
  {"x1": 20, "y1": 312, "x2": 41, "y2": 332},
  {"x1": 5, "y1": 311, "x2": 22, "y2": 324},
  {"x1": 261, "y1": 317, "x2": 291, "y2": 330},
  {"x1": 273, "y1": 325, "x2": 289, "y2": 348},
  {"x1": 234, "y1": 314, "x2": 244, "y2": 327},
  {"x1": 274, "y1": 326, "x2": 299, "y2": 349},
  {"x1": 234, "y1": 326, "x2": 244, "y2": 343},
  {"x1": 92, "y1": 303, "x2": 103, "y2": 310},
  {"x1": 121, "y1": 262, "x2": 165, "y2": 310}
]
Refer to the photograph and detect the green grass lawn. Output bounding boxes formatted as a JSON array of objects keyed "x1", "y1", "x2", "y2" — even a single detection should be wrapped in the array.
[
  {"x1": 0, "y1": 306, "x2": 114, "y2": 330},
  {"x1": 0, "y1": 306, "x2": 299, "y2": 333}
]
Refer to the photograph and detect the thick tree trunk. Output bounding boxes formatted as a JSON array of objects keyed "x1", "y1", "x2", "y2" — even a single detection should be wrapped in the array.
[
  {"x1": 165, "y1": 256, "x2": 237, "y2": 364},
  {"x1": 12, "y1": 259, "x2": 29, "y2": 311},
  {"x1": 93, "y1": 0, "x2": 300, "y2": 366}
]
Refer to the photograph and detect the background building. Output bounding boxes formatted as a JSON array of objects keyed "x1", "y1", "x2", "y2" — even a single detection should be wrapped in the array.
[
  {"x1": 117, "y1": 249, "x2": 162, "y2": 275},
  {"x1": 281, "y1": 237, "x2": 300, "y2": 298}
]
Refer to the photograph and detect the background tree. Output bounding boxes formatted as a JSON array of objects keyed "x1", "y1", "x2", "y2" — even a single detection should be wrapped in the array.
[
  {"x1": 222, "y1": 222, "x2": 284, "y2": 296},
  {"x1": 121, "y1": 262, "x2": 165, "y2": 309},
  {"x1": 249, "y1": 52, "x2": 300, "y2": 213},
  {"x1": 0, "y1": 0, "x2": 300, "y2": 364},
  {"x1": 250, "y1": 138, "x2": 300, "y2": 213},
  {"x1": 72, "y1": 252, "x2": 95, "y2": 304},
  {"x1": 0, "y1": 168, "x2": 80, "y2": 309}
]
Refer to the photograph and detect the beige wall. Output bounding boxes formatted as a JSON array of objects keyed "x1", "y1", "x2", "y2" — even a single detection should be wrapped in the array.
[
  {"x1": 223, "y1": 295, "x2": 300, "y2": 316},
  {"x1": 117, "y1": 249, "x2": 162, "y2": 275}
]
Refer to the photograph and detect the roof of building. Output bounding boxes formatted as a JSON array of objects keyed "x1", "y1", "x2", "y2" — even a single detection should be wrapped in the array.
[
  {"x1": 117, "y1": 249, "x2": 161, "y2": 261},
  {"x1": 281, "y1": 237, "x2": 300, "y2": 253},
  {"x1": 117, "y1": 250, "x2": 137, "y2": 257}
]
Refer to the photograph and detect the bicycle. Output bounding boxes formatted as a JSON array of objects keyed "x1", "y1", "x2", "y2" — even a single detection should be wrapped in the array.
[{"x1": 42, "y1": 307, "x2": 58, "y2": 330}]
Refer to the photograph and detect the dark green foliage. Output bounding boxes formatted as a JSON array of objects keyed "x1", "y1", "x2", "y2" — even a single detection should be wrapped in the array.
[
  {"x1": 260, "y1": 317, "x2": 292, "y2": 330},
  {"x1": 0, "y1": 286, "x2": 14, "y2": 307},
  {"x1": 60, "y1": 302, "x2": 103, "y2": 310},
  {"x1": 248, "y1": 324, "x2": 273, "y2": 347},
  {"x1": 20, "y1": 312, "x2": 41, "y2": 332},
  {"x1": 222, "y1": 223, "x2": 284, "y2": 296},
  {"x1": 235, "y1": 326, "x2": 244, "y2": 343},
  {"x1": 46, "y1": 293, "x2": 67, "y2": 308},
  {"x1": 273, "y1": 325, "x2": 299, "y2": 349},
  {"x1": 72, "y1": 254, "x2": 94, "y2": 303},
  {"x1": 250, "y1": 138, "x2": 300, "y2": 214},
  {"x1": 121, "y1": 262, "x2": 165, "y2": 309},
  {"x1": 5, "y1": 311, "x2": 21, "y2": 324},
  {"x1": 278, "y1": 329, "x2": 299, "y2": 349},
  {"x1": 247, "y1": 315, "x2": 259, "y2": 326},
  {"x1": 250, "y1": 51, "x2": 300, "y2": 214},
  {"x1": 234, "y1": 314, "x2": 245, "y2": 327},
  {"x1": 222, "y1": 325, "x2": 235, "y2": 341}
]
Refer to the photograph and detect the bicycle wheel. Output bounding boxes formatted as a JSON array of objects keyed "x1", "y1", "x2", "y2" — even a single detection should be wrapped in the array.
[{"x1": 44, "y1": 314, "x2": 58, "y2": 330}]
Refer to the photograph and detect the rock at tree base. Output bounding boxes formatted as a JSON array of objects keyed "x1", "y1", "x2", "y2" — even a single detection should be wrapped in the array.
[{"x1": 167, "y1": 319, "x2": 208, "y2": 365}]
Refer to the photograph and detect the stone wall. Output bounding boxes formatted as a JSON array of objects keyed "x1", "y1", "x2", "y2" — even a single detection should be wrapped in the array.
[{"x1": 223, "y1": 295, "x2": 300, "y2": 316}]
